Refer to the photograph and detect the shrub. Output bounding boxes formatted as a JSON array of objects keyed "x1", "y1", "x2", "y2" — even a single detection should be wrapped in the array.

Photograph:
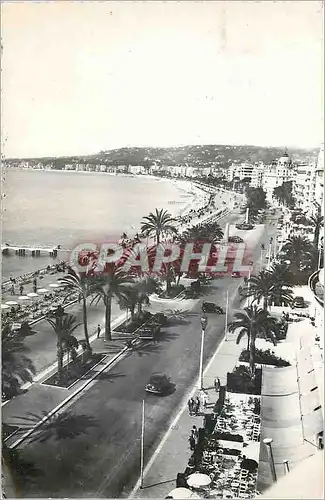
[
  {"x1": 227, "y1": 366, "x2": 262, "y2": 395},
  {"x1": 239, "y1": 348, "x2": 290, "y2": 367},
  {"x1": 214, "y1": 432, "x2": 244, "y2": 443},
  {"x1": 159, "y1": 285, "x2": 185, "y2": 299}
]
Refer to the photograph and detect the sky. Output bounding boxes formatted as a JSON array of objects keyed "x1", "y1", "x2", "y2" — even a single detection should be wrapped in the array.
[{"x1": 1, "y1": 1, "x2": 323, "y2": 158}]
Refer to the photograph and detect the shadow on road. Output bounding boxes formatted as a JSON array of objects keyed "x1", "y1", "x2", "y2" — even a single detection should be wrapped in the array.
[
  {"x1": 141, "y1": 478, "x2": 176, "y2": 489},
  {"x1": 83, "y1": 371, "x2": 126, "y2": 383}
]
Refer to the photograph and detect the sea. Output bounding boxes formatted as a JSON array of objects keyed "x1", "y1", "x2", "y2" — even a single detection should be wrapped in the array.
[{"x1": 2, "y1": 169, "x2": 194, "y2": 280}]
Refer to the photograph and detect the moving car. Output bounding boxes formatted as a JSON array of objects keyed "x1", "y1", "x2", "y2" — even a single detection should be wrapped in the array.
[
  {"x1": 145, "y1": 374, "x2": 174, "y2": 395},
  {"x1": 292, "y1": 296, "x2": 306, "y2": 308},
  {"x1": 202, "y1": 302, "x2": 224, "y2": 314},
  {"x1": 228, "y1": 236, "x2": 244, "y2": 243},
  {"x1": 231, "y1": 271, "x2": 241, "y2": 278}
]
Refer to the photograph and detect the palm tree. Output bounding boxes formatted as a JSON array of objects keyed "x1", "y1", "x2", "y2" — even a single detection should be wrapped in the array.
[
  {"x1": 309, "y1": 211, "x2": 324, "y2": 249},
  {"x1": 178, "y1": 223, "x2": 223, "y2": 245},
  {"x1": 2, "y1": 324, "x2": 36, "y2": 400},
  {"x1": 134, "y1": 275, "x2": 160, "y2": 314},
  {"x1": 117, "y1": 286, "x2": 138, "y2": 321},
  {"x1": 45, "y1": 307, "x2": 80, "y2": 381},
  {"x1": 91, "y1": 267, "x2": 134, "y2": 341},
  {"x1": 59, "y1": 269, "x2": 93, "y2": 353},
  {"x1": 242, "y1": 268, "x2": 293, "y2": 310},
  {"x1": 228, "y1": 306, "x2": 277, "y2": 376},
  {"x1": 280, "y1": 235, "x2": 315, "y2": 277},
  {"x1": 140, "y1": 208, "x2": 177, "y2": 244}
]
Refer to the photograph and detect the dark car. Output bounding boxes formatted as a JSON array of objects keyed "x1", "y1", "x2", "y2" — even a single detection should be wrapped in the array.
[
  {"x1": 228, "y1": 236, "x2": 244, "y2": 243},
  {"x1": 145, "y1": 375, "x2": 174, "y2": 395},
  {"x1": 292, "y1": 296, "x2": 306, "y2": 308},
  {"x1": 202, "y1": 301, "x2": 224, "y2": 314},
  {"x1": 231, "y1": 271, "x2": 241, "y2": 278},
  {"x1": 235, "y1": 223, "x2": 254, "y2": 231}
]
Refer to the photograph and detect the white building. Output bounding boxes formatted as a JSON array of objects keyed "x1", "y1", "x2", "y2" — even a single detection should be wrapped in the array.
[
  {"x1": 227, "y1": 162, "x2": 264, "y2": 188},
  {"x1": 129, "y1": 165, "x2": 146, "y2": 175},
  {"x1": 262, "y1": 153, "x2": 294, "y2": 203},
  {"x1": 293, "y1": 162, "x2": 317, "y2": 215},
  {"x1": 314, "y1": 145, "x2": 324, "y2": 217}
]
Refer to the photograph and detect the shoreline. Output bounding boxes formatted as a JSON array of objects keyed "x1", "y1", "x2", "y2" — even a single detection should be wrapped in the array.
[{"x1": 2, "y1": 173, "x2": 239, "y2": 282}]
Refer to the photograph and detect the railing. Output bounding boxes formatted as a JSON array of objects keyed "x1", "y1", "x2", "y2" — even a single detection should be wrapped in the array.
[{"x1": 308, "y1": 269, "x2": 324, "y2": 308}]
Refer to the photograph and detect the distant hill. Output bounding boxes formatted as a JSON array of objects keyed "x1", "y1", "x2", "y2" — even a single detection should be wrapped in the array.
[{"x1": 6, "y1": 144, "x2": 318, "y2": 169}]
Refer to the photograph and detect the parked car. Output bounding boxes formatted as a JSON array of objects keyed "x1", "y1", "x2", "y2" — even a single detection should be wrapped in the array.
[
  {"x1": 235, "y1": 223, "x2": 254, "y2": 231},
  {"x1": 292, "y1": 296, "x2": 306, "y2": 308},
  {"x1": 228, "y1": 236, "x2": 244, "y2": 243},
  {"x1": 202, "y1": 302, "x2": 224, "y2": 314},
  {"x1": 231, "y1": 271, "x2": 241, "y2": 278},
  {"x1": 145, "y1": 375, "x2": 174, "y2": 395}
]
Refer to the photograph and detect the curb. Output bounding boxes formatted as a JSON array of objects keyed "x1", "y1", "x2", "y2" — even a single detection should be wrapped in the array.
[{"x1": 9, "y1": 336, "x2": 140, "y2": 450}]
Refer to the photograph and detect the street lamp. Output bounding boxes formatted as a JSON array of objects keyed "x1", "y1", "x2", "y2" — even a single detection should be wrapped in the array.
[
  {"x1": 263, "y1": 437, "x2": 277, "y2": 483},
  {"x1": 224, "y1": 290, "x2": 229, "y2": 341},
  {"x1": 199, "y1": 314, "x2": 208, "y2": 390}
]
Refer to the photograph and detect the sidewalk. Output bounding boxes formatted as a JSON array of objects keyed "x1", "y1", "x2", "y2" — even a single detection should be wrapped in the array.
[{"x1": 131, "y1": 334, "x2": 243, "y2": 499}]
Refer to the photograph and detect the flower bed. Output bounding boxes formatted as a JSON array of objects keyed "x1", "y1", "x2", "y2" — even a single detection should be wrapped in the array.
[
  {"x1": 158, "y1": 285, "x2": 185, "y2": 299},
  {"x1": 226, "y1": 366, "x2": 262, "y2": 395},
  {"x1": 239, "y1": 348, "x2": 290, "y2": 367},
  {"x1": 214, "y1": 432, "x2": 244, "y2": 442},
  {"x1": 112, "y1": 311, "x2": 152, "y2": 334},
  {"x1": 41, "y1": 353, "x2": 106, "y2": 389}
]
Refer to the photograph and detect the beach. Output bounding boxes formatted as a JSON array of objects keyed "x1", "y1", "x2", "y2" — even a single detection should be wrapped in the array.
[{"x1": 2, "y1": 170, "x2": 237, "y2": 280}]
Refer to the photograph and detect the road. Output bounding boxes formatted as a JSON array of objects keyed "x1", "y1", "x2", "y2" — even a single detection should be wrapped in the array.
[{"x1": 17, "y1": 215, "x2": 281, "y2": 499}]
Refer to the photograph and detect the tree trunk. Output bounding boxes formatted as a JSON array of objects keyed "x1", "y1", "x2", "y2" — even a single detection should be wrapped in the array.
[
  {"x1": 66, "y1": 350, "x2": 69, "y2": 373},
  {"x1": 57, "y1": 341, "x2": 64, "y2": 381},
  {"x1": 156, "y1": 232, "x2": 160, "y2": 245},
  {"x1": 130, "y1": 305, "x2": 135, "y2": 321},
  {"x1": 247, "y1": 335, "x2": 250, "y2": 352},
  {"x1": 105, "y1": 295, "x2": 112, "y2": 341},
  {"x1": 82, "y1": 297, "x2": 92, "y2": 352},
  {"x1": 314, "y1": 226, "x2": 320, "y2": 249},
  {"x1": 263, "y1": 296, "x2": 268, "y2": 311},
  {"x1": 249, "y1": 332, "x2": 256, "y2": 377}
]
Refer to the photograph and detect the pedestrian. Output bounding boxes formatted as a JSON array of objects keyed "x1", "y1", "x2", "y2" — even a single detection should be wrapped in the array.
[
  {"x1": 214, "y1": 378, "x2": 218, "y2": 393},
  {"x1": 97, "y1": 324, "x2": 101, "y2": 338},
  {"x1": 188, "y1": 398, "x2": 194, "y2": 416},
  {"x1": 188, "y1": 435, "x2": 196, "y2": 451},
  {"x1": 192, "y1": 425, "x2": 198, "y2": 442},
  {"x1": 194, "y1": 397, "x2": 200, "y2": 415},
  {"x1": 10, "y1": 283, "x2": 15, "y2": 295},
  {"x1": 19, "y1": 284, "x2": 24, "y2": 296}
]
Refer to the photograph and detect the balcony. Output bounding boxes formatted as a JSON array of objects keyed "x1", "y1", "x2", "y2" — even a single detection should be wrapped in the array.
[{"x1": 309, "y1": 268, "x2": 324, "y2": 308}]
